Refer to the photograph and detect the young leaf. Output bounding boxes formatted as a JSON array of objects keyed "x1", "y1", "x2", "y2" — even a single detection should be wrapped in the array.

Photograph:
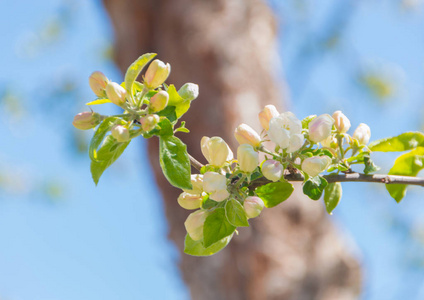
[
  {"x1": 156, "y1": 118, "x2": 174, "y2": 137},
  {"x1": 386, "y1": 147, "x2": 424, "y2": 202},
  {"x1": 167, "y1": 84, "x2": 191, "y2": 119},
  {"x1": 324, "y1": 182, "x2": 342, "y2": 214},
  {"x1": 225, "y1": 199, "x2": 249, "y2": 227},
  {"x1": 184, "y1": 233, "x2": 233, "y2": 256},
  {"x1": 255, "y1": 180, "x2": 294, "y2": 208},
  {"x1": 159, "y1": 136, "x2": 192, "y2": 190},
  {"x1": 89, "y1": 117, "x2": 125, "y2": 162},
  {"x1": 203, "y1": 208, "x2": 236, "y2": 248},
  {"x1": 86, "y1": 99, "x2": 112, "y2": 105},
  {"x1": 91, "y1": 139, "x2": 130, "y2": 185},
  {"x1": 303, "y1": 176, "x2": 328, "y2": 200},
  {"x1": 363, "y1": 155, "x2": 380, "y2": 174},
  {"x1": 124, "y1": 53, "x2": 156, "y2": 99},
  {"x1": 369, "y1": 132, "x2": 424, "y2": 152},
  {"x1": 156, "y1": 106, "x2": 177, "y2": 123}
]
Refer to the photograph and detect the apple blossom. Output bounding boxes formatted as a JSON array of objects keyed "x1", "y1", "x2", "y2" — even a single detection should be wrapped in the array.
[
  {"x1": 106, "y1": 82, "x2": 127, "y2": 106},
  {"x1": 144, "y1": 59, "x2": 171, "y2": 89},
  {"x1": 332, "y1": 111, "x2": 351, "y2": 133},
  {"x1": 72, "y1": 112, "x2": 102, "y2": 130},
  {"x1": 353, "y1": 123, "x2": 371, "y2": 145},
  {"x1": 244, "y1": 196, "x2": 265, "y2": 218},
  {"x1": 89, "y1": 71, "x2": 109, "y2": 98},
  {"x1": 203, "y1": 172, "x2": 230, "y2": 202},
  {"x1": 268, "y1": 112, "x2": 304, "y2": 153},
  {"x1": 261, "y1": 160, "x2": 284, "y2": 182},
  {"x1": 184, "y1": 210, "x2": 208, "y2": 241},
  {"x1": 201, "y1": 136, "x2": 233, "y2": 167},
  {"x1": 258, "y1": 104, "x2": 279, "y2": 131},
  {"x1": 308, "y1": 114, "x2": 334, "y2": 143},
  {"x1": 178, "y1": 192, "x2": 203, "y2": 210},
  {"x1": 111, "y1": 125, "x2": 130, "y2": 142},
  {"x1": 150, "y1": 90, "x2": 169, "y2": 112},
  {"x1": 301, "y1": 156, "x2": 332, "y2": 177},
  {"x1": 234, "y1": 124, "x2": 262, "y2": 148}
]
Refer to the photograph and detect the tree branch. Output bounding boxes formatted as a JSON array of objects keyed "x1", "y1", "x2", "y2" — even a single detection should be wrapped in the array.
[{"x1": 188, "y1": 154, "x2": 424, "y2": 188}]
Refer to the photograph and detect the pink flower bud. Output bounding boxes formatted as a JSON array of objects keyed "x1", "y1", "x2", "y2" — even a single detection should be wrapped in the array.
[
  {"x1": 72, "y1": 112, "x2": 102, "y2": 130},
  {"x1": 182, "y1": 174, "x2": 204, "y2": 195},
  {"x1": 203, "y1": 172, "x2": 229, "y2": 202},
  {"x1": 111, "y1": 125, "x2": 130, "y2": 142},
  {"x1": 261, "y1": 160, "x2": 284, "y2": 182},
  {"x1": 89, "y1": 71, "x2": 109, "y2": 98},
  {"x1": 243, "y1": 196, "x2": 264, "y2": 218},
  {"x1": 258, "y1": 105, "x2": 279, "y2": 131},
  {"x1": 178, "y1": 83, "x2": 199, "y2": 101},
  {"x1": 237, "y1": 144, "x2": 259, "y2": 173},
  {"x1": 234, "y1": 124, "x2": 262, "y2": 148},
  {"x1": 150, "y1": 91, "x2": 169, "y2": 112},
  {"x1": 332, "y1": 110, "x2": 351, "y2": 133},
  {"x1": 184, "y1": 210, "x2": 208, "y2": 241},
  {"x1": 106, "y1": 82, "x2": 127, "y2": 106},
  {"x1": 140, "y1": 114, "x2": 160, "y2": 132},
  {"x1": 144, "y1": 59, "x2": 171, "y2": 89},
  {"x1": 308, "y1": 114, "x2": 334, "y2": 143},
  {"x1": 201, "y1": 136, "x2": 233, "y2": 167},
  {"x1": 301, "y1": 156, "x2": 332, "y2": 177},
  {"x1": 178, "y1": 192, "x2": 203, "y2": 210},
  {"x1": 353, "y1": 123, "x2": 371, "y2": 145}
]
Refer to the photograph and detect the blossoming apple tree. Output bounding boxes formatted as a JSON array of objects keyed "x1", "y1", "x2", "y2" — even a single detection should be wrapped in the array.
[{"x1": 73, "y1": 53, "x2": 424, "y2": 256}]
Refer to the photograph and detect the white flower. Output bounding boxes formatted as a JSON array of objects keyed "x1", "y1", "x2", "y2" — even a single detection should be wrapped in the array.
[
  {"x1": 301, "y1": 156, "x2": 332, "y2": 177},
  {"x1": 261, "y1": 160, "x2": 284, "y2": 182},
  {"x1": 258, "y1": 105, "x2": 279, "y2": 131},
  {"x1": 237, "y1": 144, "x2": 259, "y2": 173},
  {"x1": 182, "y1": 174, "x2": 204, "y2": 195},
  {"x1": 244, "y1": 196, "x2": 265, "y2": 218},
  {"x1": 268, "y1": 112, "x2": 304, "y2": 153},
  {"x1": 203, "y1": 172, "x2": 230, "y2": 202},
  {"x1": 201, "y1": 136, "x2": 233, "y2": 167},
  {"x1": 308, "y1": 114, "x2": 334, "y2": 143},
  {"x1": 178, "y1": 192, "x2": 203, "y2": 210},
  {"x1": 332, "y1": 110, "x2": 351, "y2": 133},
  {"x1": 234, "y1": 124, "x2": 262, "y2": 148},
  {"x1": 184, "y1": 210, "x2": 208, "y2": 241},
  {"x1": 353, "y1": 123, "x2": 371, "y2": 145}
]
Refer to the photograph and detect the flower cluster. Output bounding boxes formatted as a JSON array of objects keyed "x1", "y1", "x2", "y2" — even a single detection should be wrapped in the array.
[{"x1": 75, "y1": 53, "x2": 421, "y2": 257}]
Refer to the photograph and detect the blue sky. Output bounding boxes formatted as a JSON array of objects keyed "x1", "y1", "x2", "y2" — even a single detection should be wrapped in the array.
[{"x1": 2, "y1": 0, "x2": 424, "y2": 299}]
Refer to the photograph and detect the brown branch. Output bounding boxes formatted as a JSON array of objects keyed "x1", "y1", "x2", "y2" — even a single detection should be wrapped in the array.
[{"x1": 188, "y1": 154, "x2": 424, "y2": 188}]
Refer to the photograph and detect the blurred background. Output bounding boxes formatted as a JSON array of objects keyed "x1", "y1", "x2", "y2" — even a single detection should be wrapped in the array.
[{"x1": 1, "y1": 0, "x2": 424, "y2": 299}]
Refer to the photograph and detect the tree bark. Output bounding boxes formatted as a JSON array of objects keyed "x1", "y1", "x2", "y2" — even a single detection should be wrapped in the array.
[{"x1": 102, "y1": 0, "x2": 362, "y2": 299}]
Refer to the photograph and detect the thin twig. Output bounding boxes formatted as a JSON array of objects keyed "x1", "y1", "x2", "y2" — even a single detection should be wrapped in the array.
[{"x1": 187, "y1": 154, "x2": 424, "y2": 188}]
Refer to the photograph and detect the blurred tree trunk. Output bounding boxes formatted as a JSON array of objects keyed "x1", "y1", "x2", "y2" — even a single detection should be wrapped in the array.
[{"x1": 102, "y1": 0, "x2": 362, "y2": 299}]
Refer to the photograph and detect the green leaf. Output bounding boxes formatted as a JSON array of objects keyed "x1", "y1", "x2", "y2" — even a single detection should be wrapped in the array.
[
  {"x1": 89, "y1": 117, "x2": 125, "y2": 162},
  {"x1": 86, "y1": 98, "x2": 112, "y2": 105},
  {"x1": 124, "y1": 53, "x2": 156, "y2": 99},
  {"x1": 225, "y1": 199, "x2": 249, "y2": 227},
  {"x1": 184, "y1": 233, "x2": 233, "y2": 256},
  {"x1": 303, "y1": 176, "x2": 328, "y2": 200},
  {"x1": 203, "y1": 208, "x2": 236, "y2": 248},
  {"x1": 302, "y1": 115, "x2": 317, "y2": 129},
  {"x1": 167, "y1": 84, "x2": 191, "y2": 119},
  {"x1": 156, "y1": 118, "x2": 174, "y2": 137},
  {"x1": 156, "y1": 106, "x2": 177, "y2": 123},
  {"x1": 363, "y1": 155, "x2": 380, "y2": 174},
  {"x1": 202, "y1": 196, "x2": 219, "y2": 209},
  {"x1": 386, "y1": 147, "x2": 424, "y2": 202},
  {"x1": 369, "y1": 132, "x2": 424, "y2": 152},
  {"x1": 90, "y1": 138, "x2": 130, "y2": 185},
  {"x1": 324, "y1": 182, "x2": 342, "y2": 214},
  {"x1": 159, "y1": 136, "x2": 192, "y2": 190},
  {"x1": 255, "y1": 180, "x2": 294, "y2": 208}
]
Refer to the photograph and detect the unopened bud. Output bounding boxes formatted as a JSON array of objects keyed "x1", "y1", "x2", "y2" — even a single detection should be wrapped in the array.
[
  {"x1": 183, "y1": 174, "x2": 204, "y2": 195},
  {"x1": 258, "y1": 105, "x2": 279, "y2": 131},
  {"x1": 203, "y1": 172, "x2": 229, "y2": 202},
  {"x1": 234, "y1": 124, "x2": 262, "y2": 148},
  {"x1": 237, "y1": 144, "x2": 259, "y2": 173},
  {"x1": 140, "y1": 114, "x2": 160, "y2": 132},
  {"x1": 72, "y1": 112, "x2": 102, "y2": 130},
  {"x1": 201, "y1": 136, "x2": 233, "y2": 167},
  {"x1": 89, "y1": 71, "x2": 109, "y2": 98},
  {"x1": 332, "y1": 111, "x2": 351, "y2": 133},
  {"x1": 184, "y1": 210, "x2": 208, "y2": 241},
  {"x1": 150, "y1": 91, "x2": 169, "y2": 112},
  {"x1": 106, "y1": 82, "x2": 127, "y2": 106},
  {"x1": 301, "y1": 156, "x2": 332, "y2": 177},
  {"x1": 178, "y1": 192, "x2": 203, "y2": 210},
  {"x1": 308, "y1": 114, "x2": 334, "y2": 143},
  {"x1": 111, "y1": 125, "x2": 130, "y2": 142},
  {"x1": 353, "y1": 123, "x2": 371, "y2": 145},
  {"x1": 144, "y1": 59, "x2": 171, "y2": 89},
  {"x1": 243, "y1": 196, "x2": 264, "y2": 218},
  {"x1": 178, "y1": 83, "x2": 199, "y2": 101},
  {"x1": 261, "y1": 160, "x2": 284, "y2": 182}
]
